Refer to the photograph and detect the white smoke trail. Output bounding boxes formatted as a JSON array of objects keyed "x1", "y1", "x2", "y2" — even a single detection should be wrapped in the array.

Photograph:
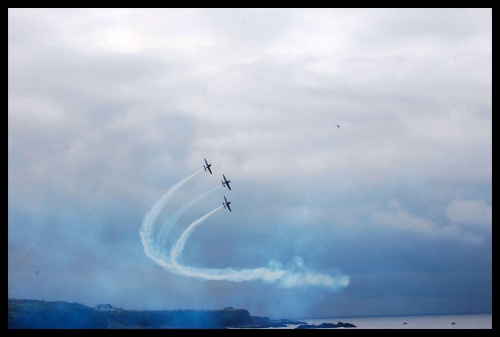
[
  {"x1": 170, "y1": 206, "x2": 224, "y2": 265},
  {"x1": 140, "y1": 170, "x2": 350, "y2": 291},
  {"x1": 139, "y1": 169, "x2": 203, "y2": 272},
  {"x1": 170, "y1": 207, "x2": 351, "y2": 291},
  {"x1": 156, "y1": 185, "x2": 222, "y2": 260}
]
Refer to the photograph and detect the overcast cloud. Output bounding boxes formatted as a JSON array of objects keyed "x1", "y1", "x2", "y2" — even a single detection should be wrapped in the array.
[{"x1": 8, "y1": 8, "x2": 491, "y2": 318}]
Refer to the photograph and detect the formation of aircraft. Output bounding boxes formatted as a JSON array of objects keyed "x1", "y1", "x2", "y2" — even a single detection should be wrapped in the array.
[
  {"x1": 203, "y1": 158, "x2": 212, "y2": 174},
  {"x1": 223, "y1": 195, "x2": 232, "y2": 212},
  {"x1": 334, "y1": 123, "x2": 342, "y2": 130},
  {"x1": 202, "y1": 158, "x2": 233, "y2": 212},
  {"x1": 221, "y1": 174, "x2": 231, "y2": 190}
]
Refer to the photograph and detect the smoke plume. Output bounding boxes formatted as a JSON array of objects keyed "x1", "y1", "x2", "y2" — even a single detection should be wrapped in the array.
[{"x1": 140, "y1": 170, "x2": 350, "y2": 291}]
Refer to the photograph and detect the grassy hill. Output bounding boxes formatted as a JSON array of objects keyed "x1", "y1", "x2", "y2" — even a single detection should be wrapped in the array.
[{"x1": 8, "y1": 299, "x2": 254, "y2": 329}]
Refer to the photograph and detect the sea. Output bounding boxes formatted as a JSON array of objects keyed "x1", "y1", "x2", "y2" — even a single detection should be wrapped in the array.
[{"x1": 271, "y1": 313, "x2": 492, "y2": 329}]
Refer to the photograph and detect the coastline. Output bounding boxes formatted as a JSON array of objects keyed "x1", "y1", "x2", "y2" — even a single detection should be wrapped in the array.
[{"x1": 8, "y1": 299, "x2": 490, "y2": 329}]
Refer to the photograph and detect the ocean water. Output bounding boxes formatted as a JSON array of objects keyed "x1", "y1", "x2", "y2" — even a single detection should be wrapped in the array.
[{"x1": 274, "y1": 313, "x2": 492, "y2": 329}]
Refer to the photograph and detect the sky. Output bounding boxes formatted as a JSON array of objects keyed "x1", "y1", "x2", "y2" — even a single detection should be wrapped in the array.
[{"x1": 8, "y1": 8, "x2": 492, "y2": 319}]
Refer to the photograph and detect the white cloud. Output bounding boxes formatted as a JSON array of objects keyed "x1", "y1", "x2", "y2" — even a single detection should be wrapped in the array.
[
  {"x1": 372, "y1": 199, "x2": 488, "y2": 245},
  {"x1": 446, "y1": 199, "x2": 492, "y2": 230},
  {"x1": 372, "y1": 206, "x2": 438, "y2": 237}
]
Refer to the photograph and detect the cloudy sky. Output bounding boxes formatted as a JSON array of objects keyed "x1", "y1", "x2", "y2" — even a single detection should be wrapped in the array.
[{"x1": 8, "y1": 8, "x2": 491, "y2": 319}]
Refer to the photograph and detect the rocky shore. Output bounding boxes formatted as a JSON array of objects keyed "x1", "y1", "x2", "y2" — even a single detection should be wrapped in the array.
[{"x1": 296, "y1": 322, "x2": 357, "y2": 329}]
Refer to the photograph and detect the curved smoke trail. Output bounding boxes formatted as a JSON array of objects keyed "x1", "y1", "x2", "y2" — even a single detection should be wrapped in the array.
[
  {"x1": 140, "y1": 171, "x2": 350, "y2": 291},
  {"x1": 170, "y1": 206, "x2": 224, "y2": 265},
  {"x1": 156, "y1": 185, "x2": 222, "y2": 261},
  {"x1": 139, "y1": 169, "x2": 203, "y2": 272},
  {"x1": 170, "y1": 207, "x2": 351, "y2": 291}
]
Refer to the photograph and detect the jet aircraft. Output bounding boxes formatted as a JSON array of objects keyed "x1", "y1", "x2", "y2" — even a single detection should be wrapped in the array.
[
  {"x1": 334, "y1": 123, "x2": 342, "y2": 130},
  {"x1": 203, "y1": 158, "x2": 212, "y2": 174},
  {"x1": 223, "y1": 195, "x2": 232, "y2": 212},
  {"x1": 221, "y1": 174, "x2": 231, "y2": 190}
]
